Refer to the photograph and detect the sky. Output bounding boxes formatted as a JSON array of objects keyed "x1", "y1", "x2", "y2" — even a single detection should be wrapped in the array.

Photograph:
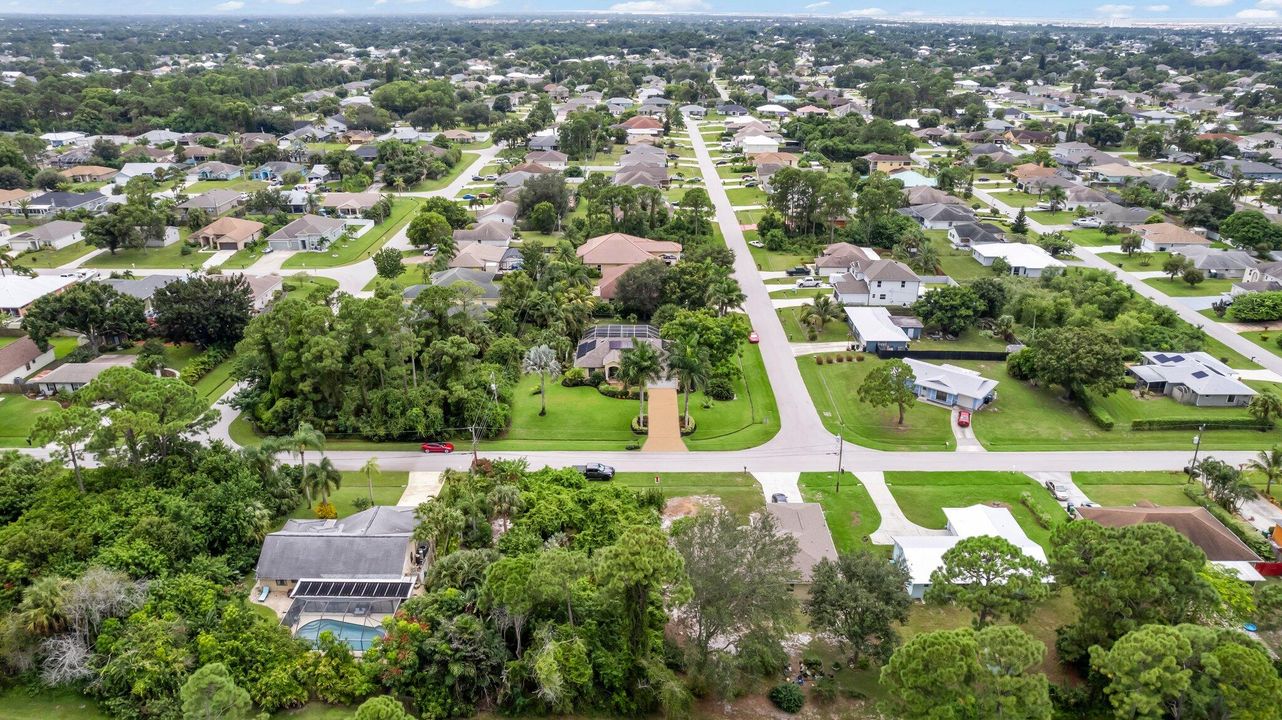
[{"x1": 7, "y1": 0, "x2": 1282, "y2": 23}]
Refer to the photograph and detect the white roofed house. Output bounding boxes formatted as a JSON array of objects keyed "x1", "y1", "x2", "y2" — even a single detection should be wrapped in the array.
[
  {"x1": 902, "y1": 358, "x2": 999, "y2": 411},
  {"x1": 893, "y1": 505, "x2": 1048, "y2": 599},
  {"x1": 1128, "y1": 351, "x2": 1255, "y2": 408},
  {"x1": 970, "y1": 243, "x2": 1064, "y2": 278},
  {"x1": 844, "y1": 307, "x2": 910, "y2": 352},
  {"x1": 5, "y1": 220, "x2": 85, "y2": 253}
]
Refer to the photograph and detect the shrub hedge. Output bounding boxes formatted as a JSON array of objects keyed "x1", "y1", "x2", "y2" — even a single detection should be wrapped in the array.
[{"x1": 1131, "y1": 417, "x2": 1273, "y2": 432}]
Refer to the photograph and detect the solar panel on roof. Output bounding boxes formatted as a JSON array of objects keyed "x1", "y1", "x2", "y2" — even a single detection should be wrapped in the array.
[
  {"x1": 294, "y1": 580, "x2": 413, "y2": 599},
  {"x1": 1192, "y1": 370, "x2": 1209, "y2": 379}
]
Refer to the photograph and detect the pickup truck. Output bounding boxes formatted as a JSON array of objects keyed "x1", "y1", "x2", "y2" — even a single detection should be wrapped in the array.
[{"x1": 575, "y1": 463, "x2": 616, "y2": 480}]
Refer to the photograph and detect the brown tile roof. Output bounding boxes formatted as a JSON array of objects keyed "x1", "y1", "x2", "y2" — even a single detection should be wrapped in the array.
[
  {"x1": 196, "y1": 216, "x2": 264, "y2": 244},
  {"x1": 1078, "y1": 502, "x2": 1259, "y2": 562},
  {"x1": 577, "y1": 232, "x2": 681, "y2": 267},
  {"x1": 1137, "y1": 222, "x2": 1211, "y2": 246}
]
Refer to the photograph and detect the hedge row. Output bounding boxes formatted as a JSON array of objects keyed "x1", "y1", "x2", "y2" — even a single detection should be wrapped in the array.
[
  {"x1": 1071, "y1": 385, "x2": 1115, "y2": 431},
  {"x1": 1131, "y1": 417, "x2": 1274, "y2": 432},
  {"x1": 1020, "y1": 491, "x2": 1057, "y2": 529},
  {"x1": 179, "y1": 347, "x2": 229, "y2": 386},
  {"x1": 1182, "y1": 485, "x2": 1273, "y2": 558}
]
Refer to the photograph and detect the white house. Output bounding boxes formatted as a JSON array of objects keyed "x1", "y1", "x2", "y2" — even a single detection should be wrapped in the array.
[
  {"x1": 114, "y1": 163, "x2": 174, "y2": 186},
  {"x1": 832, "y1": 259, "x2": 921, "y2": 307},
  {"x1": 1128, "y1": 351, "x2": 1256, "y2": 408},
  {"x1": 741, "y1": 135, "x2": 780, "y2": 156},
  {"x1": 903, "y1": 358, "x2": 998, "y2": 410},
  {"x1": 844, "y1": 307, "x2": 910, "y2": 352},
  {"x1": 892, "y1": 505, "x2": 1048, "y2": 599},
  {"x1": 5, "y1": 220, "x2": 85, "y2": 253},
  {"x1": 970, "y1": 243, "x2": 1065, "y2": 278}
]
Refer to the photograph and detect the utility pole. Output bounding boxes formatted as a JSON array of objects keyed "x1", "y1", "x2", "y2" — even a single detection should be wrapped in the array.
[
  {"x1": 1187, "y1": 424, "x2": 1206, "y2": 483},
  {"x1": 835, "y1": 432, "x2": 844, "y2": 493}
]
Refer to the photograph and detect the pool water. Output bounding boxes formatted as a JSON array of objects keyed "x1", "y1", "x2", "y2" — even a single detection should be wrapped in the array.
[{"x1": 295, "y1": 619, "x2": 386, "y2": 651}]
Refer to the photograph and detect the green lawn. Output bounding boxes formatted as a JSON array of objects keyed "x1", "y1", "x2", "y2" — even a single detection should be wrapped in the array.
[
  {"x1": 883, "y1": 472, "x2": 1066, "y2": 549},
  {"x1": 798, "y1": 471, "x2": 883, "y2": 553},
  {"x1": 192, "y1": 354, "x2": 238, "y2": 406},
  {"x1": 282, "y1": 198, "x2": 422, "y2": 269},
  {"x1": 1098, "y1": 251, "x2": 1172, "y2": 272},
  {"x1": 734, "y1": 208, "x2": 766, "y2": 226},
  {"x1": 487, "y1": 344, "x2": 776, "y2": 451},
  {"x1": 219, "y1": 242, "x2": 268, "y2": 270},
  {"x1": 778, "y1": 307, "x2": 850, "y2": 343},
  {"x1": 1148, "y1": 163, "x2": 1217, "y2": 183},
  {"x1": 406, "y1": 152, "x2": 481, "y2": 192},
  {"x1": 1026, "y1": 210, "x2": 1079, "y2": 226},
  {"x1": 799, "y1": 357, "x2": 956, "y2": 451},
  {"x1": 1064, "y1": 228, "x2": 1122, "y2": 247},
  {"x1": 1073, "y1": 471, "x2": 1197, "y2": 507},
  {"x1": 747, "y1": 240, "x2": 811, "y2": 272},
  {"x1": 725, "y1": 186, "x2": 767, "y2": 206},
  {"x1": 909, "y1": 327, "x2": 1007, "y2": 352},
  {"x1": 0, "y1": 394, "x2": 60, "y2": 447},
  {"x1": 16, "y1": 241, "x2": 96, "y2": 268},
  {"x1": 1143, "y1": 277, "x2": 1234, "y2": 297},
  {"x1": 85, "y1": 234, "x2": 206, "y2": 270},
  {"x1": 1200, "y1": 333, "x2": 1260, "y2": 369},
  {"x1": 955, "y1": 359, "x2": 1282, "y2": 450},
  {"x1": 925, "y1": 235, "x2": 991, "y2": 282},
  {"x1": 281, "y1": 275, "x2": 339, "y2": 303},
  {"x1": 289, "y1": 471, "x2": 409, "y2": 519},
  {"x1": 990, "y1": 191, "x2": 1045, "y2": 208},
  {"x1": 50, "y1": 336, "x2": 83, "y2": 359},
  {"x1": 0, "y1": 688, "x2": 106, "y2": 720},
  {"x1": 767, "y1": 286, "x2": 830, "y2": 300},
  {"x1": 614, "y1": 472, "x2": 763, "y2": 517},
  {"x1": 186, "y1": 178, "x2": 267, "y2": 194}
]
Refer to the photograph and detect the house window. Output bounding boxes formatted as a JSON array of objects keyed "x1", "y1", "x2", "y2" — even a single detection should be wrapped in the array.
[
  {"x1": 900, "y1": 281, "x2": 906, "y2": 287},
  {"x1": 276, "y1": 579, "x2": 288, "y2": 586},
  {"x1": 879, "y1": 294, "x2": 886, "y2": 300},
  {"x1": 1227, "y1": 395, "x2": 1236, "y2": 403}
]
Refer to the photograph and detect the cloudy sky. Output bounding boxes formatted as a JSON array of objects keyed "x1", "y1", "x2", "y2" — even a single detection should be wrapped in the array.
[{"x1": 6, "y1": 0, "x2": 1282, "y2": 21}]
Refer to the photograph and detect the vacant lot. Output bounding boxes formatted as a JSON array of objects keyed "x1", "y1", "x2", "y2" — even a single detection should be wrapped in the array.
[
  {"x1": 883, "y1": 471, "x2": 1066, "y2": 548},
  {"x1": 1072, "y1": 471, "x2": 1196, "y2": 507}
]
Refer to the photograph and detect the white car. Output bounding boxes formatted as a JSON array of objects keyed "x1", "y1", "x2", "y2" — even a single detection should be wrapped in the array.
[
  {"x1": 1072, "y1": 216, "x2": 1102, "y2": 228},
  {"x1": 796, "y1": 277, "x2": 824, "y2": 288}
]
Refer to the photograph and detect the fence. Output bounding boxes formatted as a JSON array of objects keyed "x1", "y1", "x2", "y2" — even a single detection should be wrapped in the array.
[{"x1": 875, "y1": 348, "x2": 1010, "y2": 362}]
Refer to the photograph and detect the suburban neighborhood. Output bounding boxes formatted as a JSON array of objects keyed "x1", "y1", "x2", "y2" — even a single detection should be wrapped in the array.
[{"x1": 3, "y1": 12, "x2": 1282, "y2": 720}]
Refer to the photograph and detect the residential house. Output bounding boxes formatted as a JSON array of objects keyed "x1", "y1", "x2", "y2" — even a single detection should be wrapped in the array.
[
  {"x1": 903, "y1": 358, "x2": 999, "y2": 410},
  {"x1": 903, "y1": 186, "x2": 964, "y2": 206},
  {"x1": 899, "y1": 203, "x2": 976, "y2": 230},
  {"x1": 831, "y1": 256, "x2": 922, "y2": 307},
  {"x1": 752, "y1": 152, "x2": 799, "y2": 168},
  {"x1": 614, "y1": 166, "x2": 669, "y2": 189},
  {"x1": 1093, "y1": 203, "x2": 1155, "y2": 227},
  {"x1": 40, "y1": 131, "x2": 85, "y2": 148},
  {"x1": 970, "y1": 243, "x2": 1065, "y2": 278},
  {"x1": 573, "y1": 324, "x2": 665, "y2": 380},
  {"x1": 948, "y1": 221, "x2": 1006, "y2": 247},
  {"x1": 307, "y1": 165, "x2": 337, "y2": 183},
  {"x1": 1176, "y1": 246, "x2": 1257, "y2": 279},
  {"x1": 449, "y1": 243, "x2": 520, "y2": 272},
  {"x1": 266, "y1": 214, "x2": 347, "y2": 252},
  {"x1": 251, "y1": 161, "x2": 305, "y2": 181},
  {"x1": 24, "y1": 191, "x2": 109, "y2": 216},
  {"x1": 715, "y1": 103, "x2": 750, "y2": 116},
  {"x1": 220, "y1": 274, "x2": 283, "y2": 313},
  {"x1": 1205, "y1": 158, "x2": 1282, "y2": 182},
  {"x1": 1078, "y1": 503, "x2": 1262, "y2": 581},
  {"x1": 320, "y1": 192, "x2": 381, "y2": 218},
  {"x1": 679, "y1": 104, "x2": 707, "y2": 118},
  {"x1": 60, "y1": 165, "x2": 117, "y2": 183},
  {"x1": 1135, "y1": 222, "x2": 1211, "y2": 253},
  {"x1": 178, "y1": 190, "x2": 243, "y2": 218},
  {"x1": 33, "y1": 354, "x2": 136, "y2": 394},
  {"x1": 188, "y1": 161, "x2": 243, "y2": 181},
  {"x1": 441, "y1": 129, "x2": 476, "y2": 143},
  {"x1": 182, "y1": 145, "x2": 218, "y2": 163},
  {"x1": 194, "y1": 216, "x2": 265, "y2": 251},
  {"x1": 0, "y1": 189, "x2": 34, "y2": 212},
  {"x1": 114, "y1": 163, "x2": 174, "y2": 186},
  {"x1": 415, "y1": 268, "x2": 501, "y2": 306},
  {"x1": 844, "y1": 306, "x2": 909, "y2": 352},
  {"x1": 5, "y1": 220, "x2": 85, "y2": 252},
  {"x1": 102, "y1": 274, "x2": 181, "y2": 314},
  {"x1": 0, "y1": 275, "x2": 79, "y2": 317},
  {"x1": 764, "y1": 503, "x2": 839, "y2": 589},
  {"x1": 1128, "y1": 351, "x2": 1255, "y2": 407},
  {"x1": 525, "y1": 150, "x2": 568, "y2": 169},
  {"x1": 453, "y1": 222, "x2": 513, "y2": 245},
  {"x1": 816, "y1": 243, "x2": 876, "y2": 277},
  {"x1": 0, "y1": 336, "x2": 55, "y2": 383},
  {"x1": 893, "y1": 505, "x2": 1047, "y2": 598},
  {"x1": 862, "y1": 153, "x2": 912, "y2": 174}
]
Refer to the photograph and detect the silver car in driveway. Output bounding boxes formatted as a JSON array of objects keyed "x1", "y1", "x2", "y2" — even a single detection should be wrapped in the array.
[{"x1": 1044, "y1": 480, "x2": 1070, "y2": 501}]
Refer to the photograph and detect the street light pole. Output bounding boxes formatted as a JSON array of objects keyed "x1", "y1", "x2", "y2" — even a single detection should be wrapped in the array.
[{"x1": 1188, "y1": 424, "x2": 1206, "y2": 483}]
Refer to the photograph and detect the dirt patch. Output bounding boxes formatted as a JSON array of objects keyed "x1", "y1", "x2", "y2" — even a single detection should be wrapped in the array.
[{"x1": 662, "y1": 495, "x2": 724, "y2": 527}]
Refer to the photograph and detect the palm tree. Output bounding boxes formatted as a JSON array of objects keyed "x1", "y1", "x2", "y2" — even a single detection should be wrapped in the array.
[
  {"x1": 667, "y1": 339, "x2": 710, "y2": 429},
  {"x1": 16, "y1": 197, "x2": 30, "y2": 220},
  {"x1": 306, "y1": 456, "x2": 343, "y2": 508},
  {"x1": 18, "y1": 576, "x2": 69, "y2": 636},
  {"x1": 1250, "y1": 389, "x2": 1282, "y2": 424},
  {"x1": 487, "y1": 484, "x2": 521, "y2": 532},
  {"x1": 707, "y1": 276, "x2": 746, "y2": 316},
  {"x1": 618, "y1": 341, "x2": 663, "y2": 428},
  {"x1": 522, "y1": 344, "x2": 562, "y2": 417},
  {"x1": 241, "y1": 445, "x2": 281, "y2": 487},
  {"x1": 1044, "y1": 185, "x2": 1068, "y2": 212},
  {"x1": 360, "y1": 457, "x2": 381, "y2": 505},
  {"x1": 0, "y1": 255, "x2": 34, "y2": 277},
  {"x1": 1227, "y1": 168, "x2": 1249, "y2": 201},
  {"x1": 799, "y1": 295, "x2": 844, "y2": 340},
  {"x1": 912, "y1": 243, "x2": 940, "y2": 274},
  {"x1": 267, "y1": 422, "x2": 326, "y2": 506},
  {"x1": 995, "y1": 314, "x2": 1016, "y2": 342},
  {"x1": 1249, "y1": 446, "x2": 1282, "y2": 498},
  {"x1": 414, "y1": 498, "x2": 465, "y2": 566}
]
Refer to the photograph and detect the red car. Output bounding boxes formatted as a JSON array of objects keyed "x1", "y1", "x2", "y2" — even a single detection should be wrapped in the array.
[
  {"x1": 748, "y1": 331, "x2": 760, "y2": 344},
  {"x1": 421, "y1": 442, "x2": 455, "y2": 454},
  {"x1": 956, "y1": 410, "x2": 971, "y2": 428}
]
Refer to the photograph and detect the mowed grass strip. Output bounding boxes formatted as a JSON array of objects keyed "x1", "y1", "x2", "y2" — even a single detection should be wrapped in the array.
[
  {"x1": 798, "y1": 471, "x2": 883, "y2": 553},
  {"x1": 883, "y1": 471, "x2": 1066, "y2": 549},
  {"x1": 799, "y1": 357, "x2": 956, "y2": 451},
  {"x1": 1072, "y1": 471, "x2": 1197, "y2": 507}
]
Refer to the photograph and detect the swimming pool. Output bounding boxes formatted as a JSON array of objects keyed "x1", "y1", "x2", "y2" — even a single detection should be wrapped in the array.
[{"x1": 294, "y1": 619, "x2": 386, "y2": 651}]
